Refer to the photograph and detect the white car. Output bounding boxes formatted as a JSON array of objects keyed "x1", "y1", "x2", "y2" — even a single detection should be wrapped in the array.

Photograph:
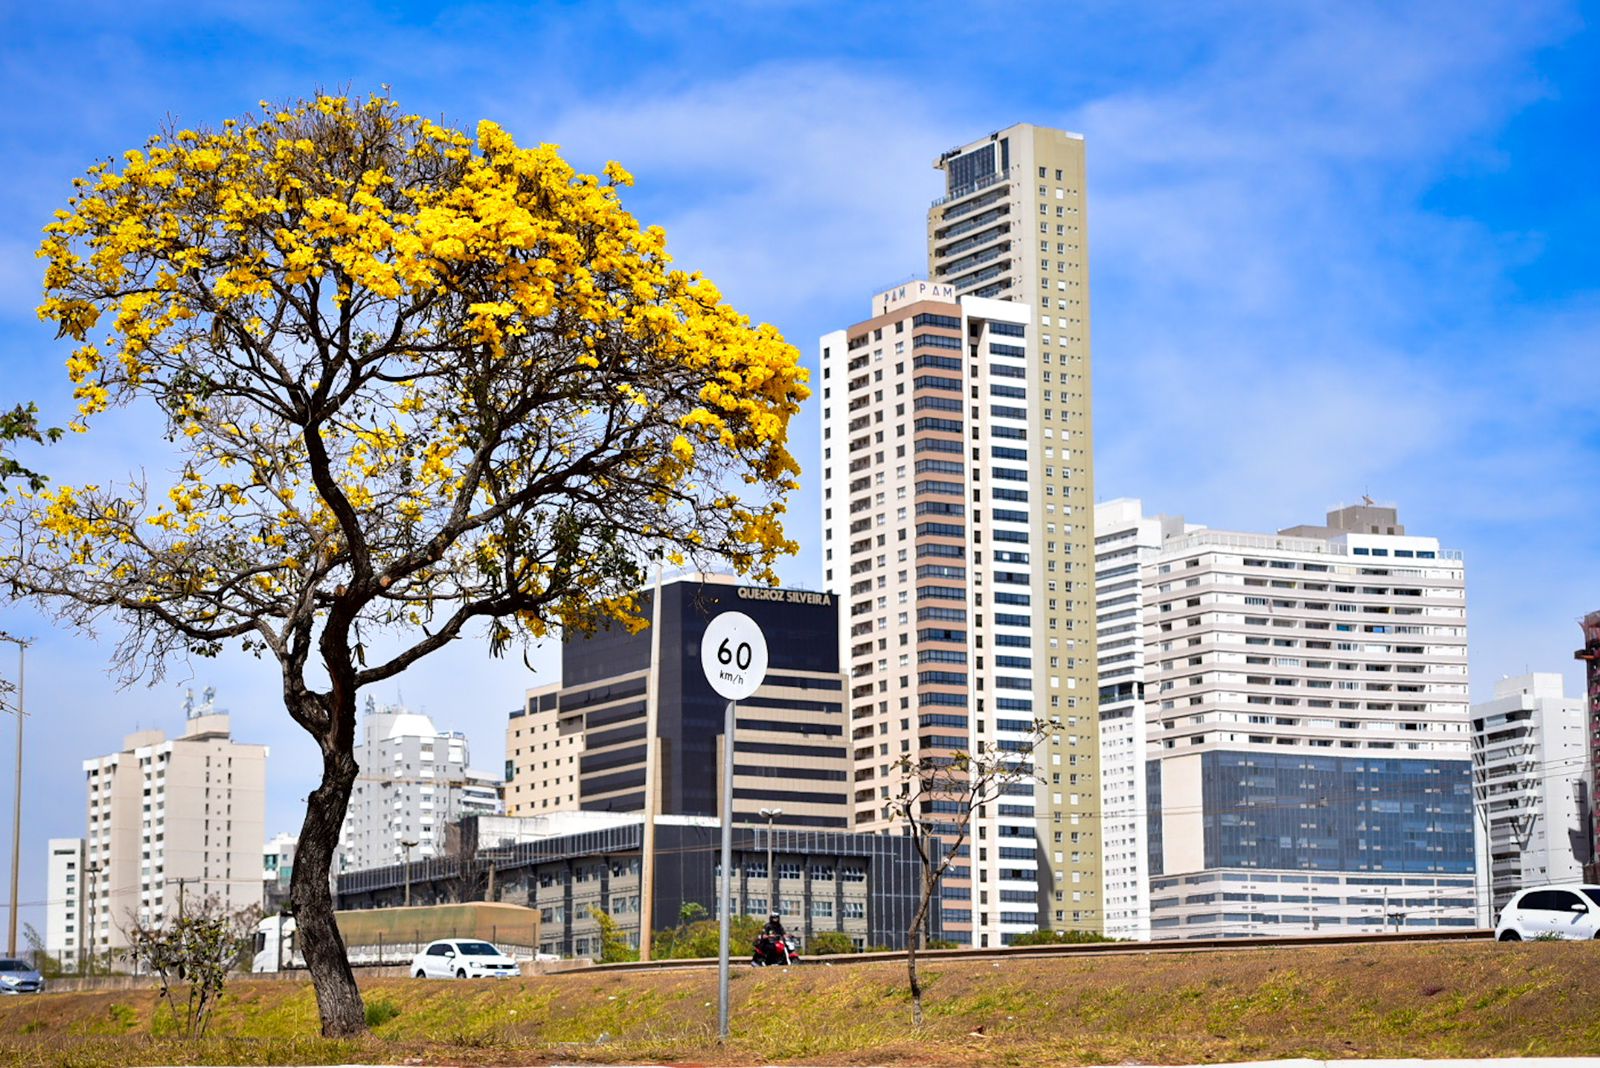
[
  {"x1": 1495, "y1": 884, "x2": 1600, "y2": 941},
  {"x1": 410, "y1": 938, "x2": 521, "y2": 979}
]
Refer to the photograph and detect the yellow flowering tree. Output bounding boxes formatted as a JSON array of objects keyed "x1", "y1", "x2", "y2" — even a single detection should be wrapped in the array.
[{"x1": 4, "y1": 92, "x2": 807, "y2": 1036}]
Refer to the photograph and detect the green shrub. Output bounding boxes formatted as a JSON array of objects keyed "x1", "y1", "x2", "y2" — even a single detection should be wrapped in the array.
[
  {"x1": 652, "y1": 914, "x2": 763, "y2": 958},
  {"x1": 1010, "y1": 928, "x2": 1118, "y2": 945},
  {"x1": 592, "y1": 908, "x2": 640, "y2": 963},
  {"x1": 807, "y1": 931, "x2": 855, "y2": 955},
  {"x1": 364, "y1": 998, "x2": 402, "y2": 1028}
]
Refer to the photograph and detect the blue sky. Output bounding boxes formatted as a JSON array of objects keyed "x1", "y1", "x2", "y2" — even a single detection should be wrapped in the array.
[{"x1": 0, "y1": 1, "x2": 1596, "y2": 940}]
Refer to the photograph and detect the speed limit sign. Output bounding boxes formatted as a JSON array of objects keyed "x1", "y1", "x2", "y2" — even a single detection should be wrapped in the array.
[{"x1": 700, "y1": 611, "x2": 769, "y2": 701}]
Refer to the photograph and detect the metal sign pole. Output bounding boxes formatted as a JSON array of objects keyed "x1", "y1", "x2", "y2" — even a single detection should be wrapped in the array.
[
  {"x1": 718, "y1": 696, "x2": 735, "y2": 1043},
  {"x1": 698, "y1": 608, "x2": 768, "y2": 1048}
]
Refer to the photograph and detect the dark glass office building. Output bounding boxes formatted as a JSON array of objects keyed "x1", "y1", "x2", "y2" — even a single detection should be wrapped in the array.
[
  {"x1": 507, "y1": 577, "x2": 851, "y2": 830},
  {"x1": 337, "y1": 815, "x2": 937, "y2": 953}
]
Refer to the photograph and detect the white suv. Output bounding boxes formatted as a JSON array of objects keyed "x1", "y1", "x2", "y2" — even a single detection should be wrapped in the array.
[
  {"x1": 409, "y1": 939, "x2": 521, "y2": 979},
  {"x1": 1495, "y1": 884, "x2": 1600, "y2": 941}
]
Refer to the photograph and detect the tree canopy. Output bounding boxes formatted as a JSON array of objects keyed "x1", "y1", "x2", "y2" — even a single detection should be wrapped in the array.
[
  {"x1": 0, "y1": 403, "x2": 60, "y2": 494},
  {"x1": 2, "y1": 91, "x2": 809, "y2": 1035}
]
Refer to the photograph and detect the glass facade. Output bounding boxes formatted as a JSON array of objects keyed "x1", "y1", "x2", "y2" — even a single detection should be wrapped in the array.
[
  {"x1": 562, "y1": 581, "x2": 844, "y2": 825},
  {"x1": 944, "y1": 144, "x2": 995, "y2": 195},
  {"x1": 1150, "y1": 751, "x2": 1475, "y2": 875}
]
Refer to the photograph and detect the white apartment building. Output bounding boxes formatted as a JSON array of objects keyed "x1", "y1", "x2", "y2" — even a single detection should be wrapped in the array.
[
  {"x1": 1472, "y1": 673, "x2": 1588, "y2": 916},
  {"x1": 1094, "y1": 500, "x2": 1199, "y2": 939},
  {"x1": 1142, "y1": 503, "x2": 1478, "y2": 937},
  {"x1": 65, "y1": 693, "x2": 267, "y2": 966},
  {"x1": 821, "y1": 280, "x2": 1089, "y2": 947},
  {"x1": 339, "y1": 703, "x2": 504, "y2": 872},
  {"x1": 45, "y1": 837, "x2": 84, "y2": 970}
]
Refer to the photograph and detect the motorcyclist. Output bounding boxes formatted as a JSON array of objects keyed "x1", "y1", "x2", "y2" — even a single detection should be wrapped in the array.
[{"x1": 753, "y1": 913, "x2": 790, "y2": 964}]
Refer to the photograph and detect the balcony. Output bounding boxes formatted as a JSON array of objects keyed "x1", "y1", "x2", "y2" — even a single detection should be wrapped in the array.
[
  {"x1": 934, "y1": 221, "x2": 1011, "y2": 262},
  {"x1": 948, "y1": 261, "x2": 1012, "y2": 290},
  {"x1": 935, "y1": 203, "x2": 1011, "y2": 243},
  {"x1": 936, "y1": 243, "x2": 1006, "y2": 279}
]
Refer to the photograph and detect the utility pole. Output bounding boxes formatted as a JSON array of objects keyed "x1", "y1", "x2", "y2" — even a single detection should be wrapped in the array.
[
  {"x1": 170, "y1": 876, "x2": 198, "y2": 920},
  {"x1": 401, "y1": 839, "x2": 419, "y2": 907},
  {"x1": 0, "y1": 633, "x2": 28, "y2": 957}
]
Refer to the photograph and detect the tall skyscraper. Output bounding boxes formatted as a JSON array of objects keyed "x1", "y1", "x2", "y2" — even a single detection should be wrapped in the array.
[
  {"x1": 925, "y1": 123, "x2": 1101, "y2": 933},
  {"x1": 821, "y1": 276, "x2": 1094, "y2": 946},
  {"x1": 69, "y1": 692, "x2": 267, "y2": 966},
  {"x1": 1471, "y1": 673, "x2": 1588, "y2": 915},
  {"x1": 1143, "y1": 503, "x2": 1478, "y2": 937},
  {"x1": 339, "y1": 705, "x2": 503, "y2": 872}
]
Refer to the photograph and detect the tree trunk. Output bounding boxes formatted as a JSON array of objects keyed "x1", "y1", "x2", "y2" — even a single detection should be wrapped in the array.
[
  {"x1": 290, "y1": 738, "x2": 365, "y2": 1037},
  {"x1": 906, "y1": 857, "x2": 934, "y2": 1026},
  {"x1": 908, "y1": 938, "x2": 923, "y2": 1026}
]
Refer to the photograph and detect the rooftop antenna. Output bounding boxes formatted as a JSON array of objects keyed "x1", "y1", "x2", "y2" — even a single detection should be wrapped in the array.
[{"x1": 1362, "y1": 493, "x2": 1375, "y2": 506}]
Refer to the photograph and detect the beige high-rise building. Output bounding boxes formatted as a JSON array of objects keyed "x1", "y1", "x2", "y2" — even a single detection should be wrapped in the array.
[
  {"x1": 73, "y1": 693, "x2": 267, "y2": 965},
  {"x1": 924, "y1": 123, "x2": 1100, "y2": 935},
  {"x1": 821, "y1": 271, "x2": 1095, "y2": 945}
]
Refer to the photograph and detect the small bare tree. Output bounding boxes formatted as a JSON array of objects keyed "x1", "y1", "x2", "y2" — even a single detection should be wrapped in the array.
[
  {"x1": 128, "y1": 899, "x2": 262, "y2": 1038},
  {"x1": 889, "y1": 723, "x2": 1046, "y2": 1024}
]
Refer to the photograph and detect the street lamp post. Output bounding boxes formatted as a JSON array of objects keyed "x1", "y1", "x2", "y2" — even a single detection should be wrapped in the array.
[
  {"x1": 401, "y1": 839, "x2": 419, "y2": 907},
  {"x1": 759, "y1": 807, "x2": 783, "y2": 916},
  {"x1": 0, "y1": 633, "x2": 29, "y2": 957}
]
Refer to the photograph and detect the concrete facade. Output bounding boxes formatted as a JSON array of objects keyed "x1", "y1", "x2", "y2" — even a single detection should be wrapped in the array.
[
  {"x1": 928, "y1": 125, "x2": 1100, "y2": 933},
  {"x1": 1472, "y1": 673, "x2": 1588, "y2": 915},
  {"x1": 340, "y1": 705, "x2": 504, "y2": 872},
  {"x1": 820, "y1": 279, "x2": 1087, "y2": 947},
  {"x1": 1142, "y1": 504, "x2": 1477, "y2": 937},
  {"x1": 45, "y1": 837, "x2": 84, "y2": 970},
  {"x1": 1094, "y1": 500, "x2": 1198, "y2": 939},
  {"x1": 505, "y1": 683, "x2": 577, "y2": 815},
  {"x1": 75, "y1": 700, "x2": 267, "y2": 964}
]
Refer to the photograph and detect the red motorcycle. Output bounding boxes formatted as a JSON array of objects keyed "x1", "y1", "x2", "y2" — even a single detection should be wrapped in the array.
[{"x1": 751, "y1": 933, "x2": 800, "y2": 966}]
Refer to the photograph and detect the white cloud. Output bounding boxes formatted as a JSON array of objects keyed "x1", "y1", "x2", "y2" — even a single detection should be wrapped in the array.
[
  {"x1": 1066, "y1": 4, "x2": 1599, "y2": 703},
  {"x1": 529, "y1": 62, "x2": 966, "y2": 327}
]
